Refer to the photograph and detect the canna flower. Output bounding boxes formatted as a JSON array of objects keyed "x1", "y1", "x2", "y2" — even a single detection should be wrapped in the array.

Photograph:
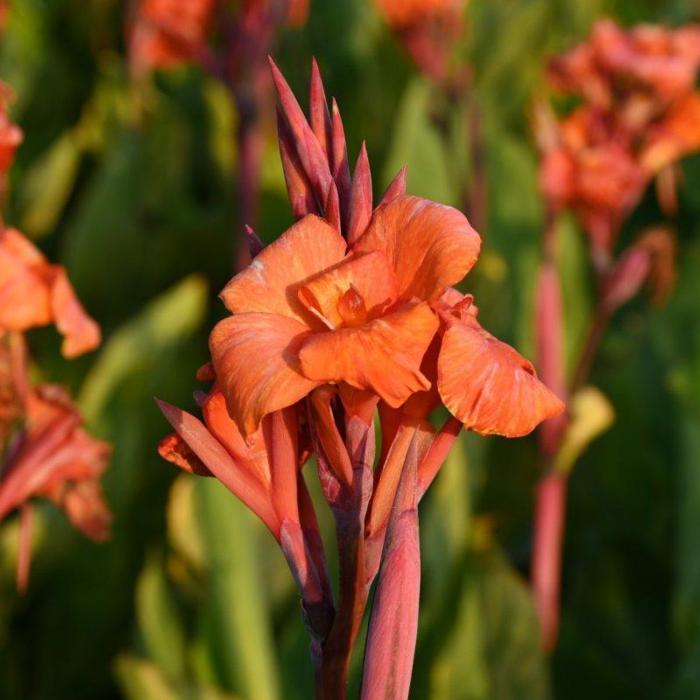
[
  {"x1": 0, "y1": 384, "x2": 112, "y2": 539},
  {"x1": 158, "y1": 61, "x2": 566, "y2": 696},
  {"x1": 549, "y1": 19, "x2": 700, "y2": 113},
  {"x1": 0, "y1": 381, "x2": 111, "y2": 589},
  {"x1": 210, "y1": 193, "x2": 563, "y2": 439},
  {"x1": 539, "y1": 20, "x2": 700, "y2": 258},
  {"x1": 0, "y1": 227, "x2": 100, "y2": 358}
]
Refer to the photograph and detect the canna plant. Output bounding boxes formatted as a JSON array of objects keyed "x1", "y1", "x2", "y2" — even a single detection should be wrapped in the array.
[
  {"x1": 532, "y1": 19, "x2": 700, "y2": 652},
  {"x1": 157, "y1": 60, "x2": 563, "y2": 699},
  {"x1": 0, "y1": 82, "x2": 111, "y2": 591}
]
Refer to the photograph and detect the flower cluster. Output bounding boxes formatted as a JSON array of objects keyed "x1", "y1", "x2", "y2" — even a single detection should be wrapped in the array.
[
  {"x1": 0, "y1": 80, "x2": 110, "y2": 591},
  {"x1": 538, "y1": 19, "x2": 700, "y2": 262},
  {"x1": 158, "y1": 61, "x2": 563, "y2": 697}
]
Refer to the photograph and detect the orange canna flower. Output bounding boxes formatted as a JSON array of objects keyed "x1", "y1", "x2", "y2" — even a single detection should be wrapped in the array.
[
  {"x1": 550, "y1": 19, "x2": 700, "y2": 112},
  {"x1": 158, "y1": 62, "x2": 566, "y2": 693},
  {"x1": 0, "y1": 227, "x2": 100, "y2": 358},
  {"x1": 0, "y1": 382, "x2": 111, "y2": 588},
  {"x1": 210, "y1": 193, "x2": 563, "y2": 438},
  {"x1": 540, "y1": 20, "x2": 700, "y2": 257}
]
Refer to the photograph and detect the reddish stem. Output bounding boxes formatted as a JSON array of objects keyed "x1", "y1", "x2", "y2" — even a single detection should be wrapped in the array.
[
  {"x1": 317, "y1": 525, "x2": 369, "y2": 699},
  {"x1": 532, "y1": 472, "x2": 567, "y2": 652},
  {"x1": 316, "y1": 418, "x2": 375, "y2": 699}
]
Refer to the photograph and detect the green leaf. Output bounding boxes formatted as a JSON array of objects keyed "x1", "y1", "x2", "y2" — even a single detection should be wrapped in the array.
[
  {"x1": 195, "y1": 479, "x2": 281, "y2": 700},
  {"x1": 115, "y1": 655, "x2": 179, "y2": 700},
  {"x1": 167, "y1": 475, "x2": 207, "y2": 575},
  {"x1": 556, "y1": 215, "x2": 593, "y2": 379},
  {"x1": 136, "y1": 554, "x2": 188, "y2": 682},
  {"x1": 19, "y1": 129, "x2": 83, "y2": 238},
  {"x1": 78, "y1": 274, "x2": 208, "y2": 421},
  {"x1": 382, "y1": 77, "x2": 457, "y2": 206},
  {"x1": 421, "y1": 546, "x2": 551, "y2": 700}
]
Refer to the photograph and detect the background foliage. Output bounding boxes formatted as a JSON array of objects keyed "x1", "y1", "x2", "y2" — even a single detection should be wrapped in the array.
[{"x1": 1, "y1": 0, "x2": 700, "y2": 698}]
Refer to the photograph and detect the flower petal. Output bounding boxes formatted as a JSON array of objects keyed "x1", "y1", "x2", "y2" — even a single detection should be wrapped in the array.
[
  {"x1": 641, "y1": 91, "x2": 700, "y2": 172},
  {"x1": 156, "y1": 399, "x2": 278, "y2": 535},
  {"x1": 298, "y1": 250, "x2": 398, "y2": 328},
  {"x1": 0, "y1": 229, "x2": 100, "y2": 357},
  {"x1": 220, "y1": 215, "x2": 346, "y2": 325},
  {"x1": 354, "y1": 195, "x2": 481, "y2": 301},
  {"x1": 50, "y1": 268, "x2": 101, "y2": 358},
  {"x1": 438, "y1": 317, "x2": 565, "y2": 437},
  {"x1": 298, "y1": 303, "x2": 439, "y2": 407},
  {"x1": 0, "y1": 228, "x2": 52, "y2": 330},
  {"x1": 201, "y1": 389, "x2": 270, "y2": 487},
  {"x1": 209, "y1": 313, "x2": 322, "y2": 434}
]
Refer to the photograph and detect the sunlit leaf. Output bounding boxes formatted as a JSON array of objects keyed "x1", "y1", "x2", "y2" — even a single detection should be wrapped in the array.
[
  {"x1": 19, "y1": 130, "x2": 83, "y2": 238},
  {"x1": 195, "y1": 479, "x2": 281, "y2": 700},
  {"x1": 136, "y1": 554, "x2": 188, "y2": 682},
  {"x1": 554, "y1": 386, "x2": 615, "y2": 475}
]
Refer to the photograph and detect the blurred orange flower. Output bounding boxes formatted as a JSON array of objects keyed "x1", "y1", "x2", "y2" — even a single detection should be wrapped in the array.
[
  {"x1": 0, "y1": 384, "x2": 112, "y2": 541},
  {"x1": 0, "y1": 227, "x2": 101, "y2": 358},
  {"x1": 539, "y1": 19, "x2": 700, "y2": 256}
]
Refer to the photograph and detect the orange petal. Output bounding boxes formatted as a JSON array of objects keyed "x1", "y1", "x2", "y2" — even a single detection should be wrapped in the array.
[
  {"x1": 0, "y1": 229, "x2": 52, "y2": 330},
  {"x1": 50, "y1": 268, "x2": 101, "y2": 357},
  {"x1": 298, "y1": 303, "x2": 439, "y2": 408},
  {"x1": 61, "y1": 480, "x2": 112, "y2": 542},
  {"x1": 220, "y1": 215, "x2": 346, "y2": 325},
  {"x1": 353, "y1": 195, "x2": 481, "y2": 301},
  {"x1": 209, "y1": 313, "x2": 322, "y2": 434},
  {"x1": 0, "y1": 229, "x2": 100, "y2": 356},
  {"x1": 201, "y1": 389, "x2": 270, "y2": 487},
  {"x1": 641, "y1": 92, "x2": 700, "y2": 173},
  {"x1": 438, "y1": 317, "x2": 565, "y2": 437},
  {"x1": 298, "y1": 250, "x2": 398, "y2": 328},
  {"x1": 156, "y1": 399, "x2": 279, "y2": 536}
]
